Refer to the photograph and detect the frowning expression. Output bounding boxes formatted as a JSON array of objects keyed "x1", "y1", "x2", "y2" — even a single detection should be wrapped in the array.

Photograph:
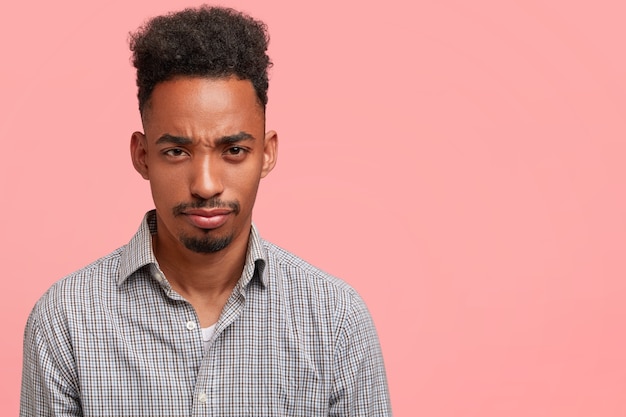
[{"x1": 131, "y1": 76, "x2": 277, "y2": 254}]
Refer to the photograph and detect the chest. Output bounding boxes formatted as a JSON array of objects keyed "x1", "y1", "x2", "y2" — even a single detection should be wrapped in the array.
[{"x1": 72, "y1": 288, "x2": 331, "y2": 416}]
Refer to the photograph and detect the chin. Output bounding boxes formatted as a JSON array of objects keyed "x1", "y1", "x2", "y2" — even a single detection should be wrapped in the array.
[{"x1": 180, "y1": 233, "x2": 234, "y2": 253}]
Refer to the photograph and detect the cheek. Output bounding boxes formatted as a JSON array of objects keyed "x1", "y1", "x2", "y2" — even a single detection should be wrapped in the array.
[
  {"x1": 224, "y1": 165, "x2": 262, "y2": 199},
  {"x1": 148, "y1": 167, "x2": 187, "y2": 203}
]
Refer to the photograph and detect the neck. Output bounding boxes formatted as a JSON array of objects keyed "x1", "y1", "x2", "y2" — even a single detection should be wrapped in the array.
[{"x1": 152, "y1": 224, "x2": 250, "y2": 299}]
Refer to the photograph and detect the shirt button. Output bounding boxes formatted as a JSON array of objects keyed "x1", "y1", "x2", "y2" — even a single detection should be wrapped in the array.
[
  {"x1": 186, "y1": 321, "x2": 197, "y2": 330},
  {"x1": 198, "y1": 392, "x2": 208, "y2": 403}
]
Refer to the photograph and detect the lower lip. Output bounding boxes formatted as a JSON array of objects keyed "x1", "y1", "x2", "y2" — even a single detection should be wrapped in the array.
[{"x1": 185, "y1": 213, "x2": 230, "y2": 229}]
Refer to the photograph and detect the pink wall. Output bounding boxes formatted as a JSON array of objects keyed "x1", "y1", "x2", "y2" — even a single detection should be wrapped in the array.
[{"x1": 2, "y1": 0, "x2": 625, "y2": 415}]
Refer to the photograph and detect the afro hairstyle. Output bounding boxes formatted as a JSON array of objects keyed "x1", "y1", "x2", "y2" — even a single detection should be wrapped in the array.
[{"x1": 129, "y1": 6, "x2": 272, "y2": 115}]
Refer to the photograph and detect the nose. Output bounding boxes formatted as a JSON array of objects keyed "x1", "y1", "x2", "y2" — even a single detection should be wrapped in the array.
[{"x1": 189, "y1": 154, "x2": 223, "y2": 200}]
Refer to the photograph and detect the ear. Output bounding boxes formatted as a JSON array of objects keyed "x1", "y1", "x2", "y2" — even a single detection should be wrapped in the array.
[
  {"x1": 260, "y1": 130, "x2": 278, "y2": 178},
  {"x1": 130, "y1": 131, "x2": 150, "y2": 180}
]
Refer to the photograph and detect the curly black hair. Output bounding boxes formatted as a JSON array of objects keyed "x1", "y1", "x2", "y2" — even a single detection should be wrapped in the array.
[{"x1": 129, "y1": 6, "x2": 271, "y2": 115}]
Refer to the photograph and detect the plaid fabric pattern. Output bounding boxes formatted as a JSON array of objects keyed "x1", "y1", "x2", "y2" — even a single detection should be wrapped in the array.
[{"x1": 20, "y1": 211, "x2": 391, "y2": 416}]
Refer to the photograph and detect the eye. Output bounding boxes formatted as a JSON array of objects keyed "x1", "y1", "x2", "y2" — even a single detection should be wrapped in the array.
[
  {"x1": 224, "y1": 146, "x2": 249, "y2": 160},
  {"x1": 163, "y1": 148, "x2": 188, "y2": 157},
  {"x1": 227, "y1": 146, "x2": 244, "y2": 155}
]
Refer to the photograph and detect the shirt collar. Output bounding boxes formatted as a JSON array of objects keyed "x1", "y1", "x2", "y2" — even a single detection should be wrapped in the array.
[{"x1": 118, "y1": 210, "x2": 267, "y2": 287}]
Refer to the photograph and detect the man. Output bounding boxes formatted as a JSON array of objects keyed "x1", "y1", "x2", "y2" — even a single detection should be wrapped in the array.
[{"x1": 20, "y1": 6, "x2": 391, "y2": 416}]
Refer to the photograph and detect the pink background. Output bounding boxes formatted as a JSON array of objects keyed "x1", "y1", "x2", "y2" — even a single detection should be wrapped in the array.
[{"x1": 1, "y1": 0, "x2": 625, "y2": 415}]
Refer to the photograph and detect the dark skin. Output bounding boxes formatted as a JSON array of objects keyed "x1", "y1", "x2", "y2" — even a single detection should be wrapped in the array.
[{"x1": 130, "y1": 76, "x2": 278, "y2": 327}]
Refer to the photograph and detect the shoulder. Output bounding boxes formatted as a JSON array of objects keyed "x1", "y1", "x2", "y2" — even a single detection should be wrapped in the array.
[
  {"x1": 27, "y1": 247, "x2": 125, "y2": 328},
  {"x1": 262, "y1": 239, "x2": 359, "y2": 295},
  {"x1": 261, "y1": 239, "x2": 372, "y2": 328}
]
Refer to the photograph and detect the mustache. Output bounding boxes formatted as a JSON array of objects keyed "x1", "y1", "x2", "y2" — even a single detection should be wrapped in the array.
[{"x1": 172, "y1": 198, "x2": 240, "y2": 216}]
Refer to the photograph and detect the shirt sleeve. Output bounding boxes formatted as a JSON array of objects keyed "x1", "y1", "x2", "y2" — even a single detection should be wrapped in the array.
[
  {"x1": 329, "y1": 293, "x2": 392, "y2": 416},
  {"x1": 20, "y1": 305, "x2": 82, "y2": 417}
]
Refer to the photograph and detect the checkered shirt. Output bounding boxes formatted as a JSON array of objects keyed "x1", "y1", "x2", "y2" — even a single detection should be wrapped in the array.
[{"x1": 20, "y1": 211, "x2": 391, "y2": 416}]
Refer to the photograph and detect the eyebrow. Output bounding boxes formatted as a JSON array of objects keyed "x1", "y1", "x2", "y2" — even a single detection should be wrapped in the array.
[
  {"x1": 215, "y1": 132, "x2": 255, "y2": 146},
  {"x1": 155, "y1": 134, "x2": 192, "y2": 145},
  {"x1": 155, "y1": 132, "x2": 255, "y2": 146}
]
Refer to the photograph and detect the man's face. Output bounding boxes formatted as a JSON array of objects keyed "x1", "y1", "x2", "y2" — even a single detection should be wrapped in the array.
[{"x1": 131, "y1": 76, "x2": 277, "y2": 254}]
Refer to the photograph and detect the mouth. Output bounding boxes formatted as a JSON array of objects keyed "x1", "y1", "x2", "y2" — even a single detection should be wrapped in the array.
[{"x1": 182, "y1": 208, "x2": 232, "y2": 230}]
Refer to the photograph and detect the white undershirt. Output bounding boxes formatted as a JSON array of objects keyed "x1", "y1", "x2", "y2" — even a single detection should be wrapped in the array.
[{"x1": 201, "y1": 324, "x2": 217, "y2": 351}]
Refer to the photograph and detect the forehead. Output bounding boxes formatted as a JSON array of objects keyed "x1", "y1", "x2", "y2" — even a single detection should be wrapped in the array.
[{"x1": 142, "y1": 76, "x2": 264, "y2": 137}]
